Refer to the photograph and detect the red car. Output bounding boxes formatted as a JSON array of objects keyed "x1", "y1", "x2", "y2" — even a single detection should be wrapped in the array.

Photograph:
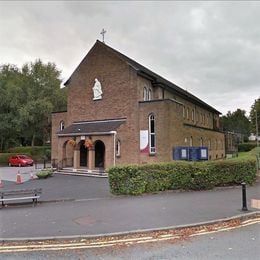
[{"x1": 8, "y1": 154, "x2": 34, "y2": 167}]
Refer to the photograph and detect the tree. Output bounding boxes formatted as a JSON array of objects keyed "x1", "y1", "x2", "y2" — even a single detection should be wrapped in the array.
[
  {"x1": 0, "y1": 60, "x2": 67, "y2": 150},
  {"x1": 221, "y1": 109, "x2": 250, "y2": 138},
  {"x1": 18, "y1": 59, "x2": 67, "y2": 146},
  {"x1": 249, "y1": 97, "x2": 260, "y2": 135},
  {"x1": 0, "y1": 64, "x2": 23, "y2": 150}
]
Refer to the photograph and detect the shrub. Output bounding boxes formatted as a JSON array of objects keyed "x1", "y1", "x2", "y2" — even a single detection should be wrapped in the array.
[
  {"x1": 238, "y1": 143, "x2": 256, "y2": 152},
  {"x1": 0, "y1": 153, "x2": 15, "y2": 165},
  {"x1": 7, "y1": 146, "x2": 51, "y2": 160},
  {"x1": 108, "y1": 159, "x2": 257, "y2": 195},
  {"x1": 36, "y1": 168, "x2": 54, "y2": 179}
]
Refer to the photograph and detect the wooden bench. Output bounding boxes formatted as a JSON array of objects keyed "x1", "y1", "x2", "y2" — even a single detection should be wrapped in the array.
[{"x1": 0, "y1": 188, "x2": 42, "y2": 208}]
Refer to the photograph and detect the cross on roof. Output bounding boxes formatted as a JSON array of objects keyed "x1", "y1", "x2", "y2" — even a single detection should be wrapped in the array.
[{"x1": 100, "y1": 28, "x2": 106, "y2": 43}]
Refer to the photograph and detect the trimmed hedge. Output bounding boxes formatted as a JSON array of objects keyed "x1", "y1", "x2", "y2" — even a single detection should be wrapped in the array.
[
  {"x1": 0, "y1": 153, "x2": 14, "y2": 165},
  {"x1": 238, "y1": 143, "x2": 256, "y2": 152},
  {"x1": 108, "y1": 159, "x2": 257, "y2": 195},
  {"x1": 0, "y1": 146, "x2": 51, "y2": 165},
  {"x1": 7, "y1": 146, "x2": 51, "y2": 160}
]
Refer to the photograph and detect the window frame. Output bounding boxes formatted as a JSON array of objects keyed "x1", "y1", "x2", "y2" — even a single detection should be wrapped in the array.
[
  {"x1": 60, "y1": 120, "x2": 65, "y2": 131},
  {"x1": 149, "y1": 113, "x2": 156, "y2": 154},
  {"x1": 143, "y1": 87, "x2": 148, "y2": 101},
  {"x1": 116, "y1": 139, "x2": 121, "y2": 157}
]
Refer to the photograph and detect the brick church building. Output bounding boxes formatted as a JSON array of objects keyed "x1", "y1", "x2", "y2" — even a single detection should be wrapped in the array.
[{"x1": 51, "y1": 40, "x2": 225, "y2": 173}]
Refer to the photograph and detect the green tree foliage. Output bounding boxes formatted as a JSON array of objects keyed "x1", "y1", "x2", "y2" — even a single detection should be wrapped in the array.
[
  {"x1": 221, "y1": 109, "x2": 250, "y2": 137},
  {"x1": 249, "y1": 97, "x2": 260, "y2": 135},
  {"x1": 0, "y1": 60, "x2": 67, "y2": 150}
]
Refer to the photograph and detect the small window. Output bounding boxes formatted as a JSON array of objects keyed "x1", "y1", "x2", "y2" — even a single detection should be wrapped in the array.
[
  {"x1": 192, "y1": 109, "x2": 195, "y2": 121},
  {"x1": 116, "y1": 140, "x2": 121, "y2": 157},
  {"x1": 208, "y1": 139, "x2": 211, "y2": 150},
  {"x1": 148, "y1": 88, "x2": 152, "y2": 101},
  {"x1": 186, "y1": 108, "x2": 189, "y2": 119},
  {"x1": 149, "y1": 114, "x2": 156, "y2": 154},
  {"x1": 200, "y1": 137, "x2": 203, "y2": 147},
  {"x1": 189, "y1": 136, "x2": 193, "y2": 147},
  {"x1": 143, "y1": 87, "x2": 148, "y2": 101},
  {"x1": 60, "y1": 121, "x2": 65, "y2": 130}
]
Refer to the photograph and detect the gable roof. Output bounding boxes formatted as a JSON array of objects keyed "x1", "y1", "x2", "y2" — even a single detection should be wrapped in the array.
[{"x1": 65, "y1": 40, "x2": 221, "y2": 114}]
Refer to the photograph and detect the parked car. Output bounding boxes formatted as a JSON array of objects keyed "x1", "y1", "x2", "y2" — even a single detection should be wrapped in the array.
[{"x1": 8, "y1": 154, "x2": 34, "y2": 167}]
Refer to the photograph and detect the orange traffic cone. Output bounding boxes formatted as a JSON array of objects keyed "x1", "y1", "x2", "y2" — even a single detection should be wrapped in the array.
[
  {"x1": 16, "y1": 170, "x2": 22, "y2": 184},
  {"x1": 30, "y1": 170, "x2": 35, "y2": 180},
  {"x1": 0, "y1": 178, "x2": 3, "y2": 188}
]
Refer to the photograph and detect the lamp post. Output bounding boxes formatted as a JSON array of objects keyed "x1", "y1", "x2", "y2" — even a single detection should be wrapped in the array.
[{"x1": 256, "y1": 104, "x2": 259, "y2": 147}]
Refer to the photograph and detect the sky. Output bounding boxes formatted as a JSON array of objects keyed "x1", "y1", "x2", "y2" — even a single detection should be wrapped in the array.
[{"x1": 0, "y1": 1, "x2": 259, "y2": 115}]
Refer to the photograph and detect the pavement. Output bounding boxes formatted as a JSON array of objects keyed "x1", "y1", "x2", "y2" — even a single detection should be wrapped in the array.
[{"x1": 0, "y1": 167, "x2": 260, "y2": 240}]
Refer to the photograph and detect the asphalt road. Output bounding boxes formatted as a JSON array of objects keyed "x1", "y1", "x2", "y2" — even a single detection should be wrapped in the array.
[
  {"x1": 1, "y1": 182, "x2": 259, "y2": 239},
  {"x1": 1, "y1": 222, "x2": 259, "y2": 259}
]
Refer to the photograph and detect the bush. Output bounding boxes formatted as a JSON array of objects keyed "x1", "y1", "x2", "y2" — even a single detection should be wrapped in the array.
[
  {"x1": 7, "y1": 146, "x2": 51, "y2": 160},
  {"x1": 238, "y1": 143, "x2": 256, "y2": 152},
  {"x1": 36, "y1": 168, "x2": 54, "y2": 179},
  {"x1": 0, "y1": 153, "x2": 15, "y2": 165},
  {"x1": 108, "y1": 159, "x2": 257, "y2": 195}
]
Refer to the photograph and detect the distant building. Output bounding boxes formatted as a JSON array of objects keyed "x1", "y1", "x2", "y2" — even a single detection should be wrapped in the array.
[
  {"x1": 249, "y1": 133, "x2": 260, "y2": 141},
  {"x1": 52, "y1": 40, "x2": 225, "y2": 172}
]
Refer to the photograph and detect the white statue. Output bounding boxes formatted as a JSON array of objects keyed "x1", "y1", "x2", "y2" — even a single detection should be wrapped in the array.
[{"x1": 92, "y1": 78, "x2": 103, "y2": 100}]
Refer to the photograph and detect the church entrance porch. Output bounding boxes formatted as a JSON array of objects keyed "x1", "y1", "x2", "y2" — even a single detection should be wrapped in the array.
[{"x1": 56, "y1": 118, "x2": 126, "y2": 173}]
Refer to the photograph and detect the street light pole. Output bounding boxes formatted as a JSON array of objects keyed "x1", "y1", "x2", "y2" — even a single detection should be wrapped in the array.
[{"x1": 256, "y1": 102, "x2": 259, "y2": 147}]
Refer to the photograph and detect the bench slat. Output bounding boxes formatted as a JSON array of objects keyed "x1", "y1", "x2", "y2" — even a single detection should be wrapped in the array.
[
  {"x1": 0, "y1": 196, "x2": 40, "y2": 202},
  {"x1": 1, "y1": 189, "x2": 42, "y2": 196},
  {"x1": 1, "y1": 189, "x2": 42, "y2": 208}
]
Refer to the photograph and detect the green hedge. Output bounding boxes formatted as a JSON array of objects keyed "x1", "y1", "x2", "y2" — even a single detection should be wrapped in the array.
[
  {"x1": 108, "y1": 159, "x2": 257, "y2": 195},
  {"x1": 0, "y1": 153, "x2": 14, "y2": 165},
  {"x1": 238, "y1": 143, "x2": 256, "y2": 152},
  {"x1": 0, "y1": 146, "x2": 51, "y2": 165},
  {"x1": 7, "y1": 146, "x2": 51, "y2": 160}
]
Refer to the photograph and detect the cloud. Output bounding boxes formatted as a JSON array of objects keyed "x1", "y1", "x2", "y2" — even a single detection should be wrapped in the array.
[{"x1": 0, "y1": 1, "x2": 259, "y2": 115}]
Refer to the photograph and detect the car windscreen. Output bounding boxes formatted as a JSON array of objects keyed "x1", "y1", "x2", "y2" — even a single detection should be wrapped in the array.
[{"x1": 19, "y1": 155, "x2": 29, "y2": 159}]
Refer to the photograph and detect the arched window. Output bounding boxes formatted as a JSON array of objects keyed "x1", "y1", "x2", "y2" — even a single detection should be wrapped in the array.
[
  {"x1": 186, "y1": 108, "x2": 189, "y2": 119},
  {"x1": 149, "y1": 114, "x2": 156, "y2": 153},
  {"x1": 60, "y1": 120, "x2": 65, "y2": 130},
  {"x1": 148, "y1": 88, "x2": 152, "y2": 101},
  {"x1": 143, "y1": 87, "x2": 148, "y2": 101},
  {"x1": 116, "y1": 140, "x2": 121, "y2": 157},
  {"x1": 189, "y1": 136, "x2": 193, "y2": 147},
  {"x1": 208, "y1": 139, "x2": 211, "y2": 150}
]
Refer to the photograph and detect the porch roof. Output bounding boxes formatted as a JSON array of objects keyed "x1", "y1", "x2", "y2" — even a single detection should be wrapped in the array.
[{"x1": 57, "y1": 118, "x2": 126, "y2": 136}]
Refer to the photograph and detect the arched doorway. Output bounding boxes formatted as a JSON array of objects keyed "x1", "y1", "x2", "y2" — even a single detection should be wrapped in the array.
[
  {"x1": 62, "y1": 140, "x2": 74, "y2": 167},
  {"x1": 80, "y1": 141, "x2": 88, "y2": 167},
  {"x1": 95, "y1": 140, "x2": 105, "y2": 168}
]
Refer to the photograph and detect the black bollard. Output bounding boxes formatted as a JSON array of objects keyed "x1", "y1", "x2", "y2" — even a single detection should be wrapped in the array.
[
  {"x1": 241, "y1": 182, "x2": 248, "y2": 211},
  {"x1": 43, "y1": 159, "x2": 46, "y2": 169}
]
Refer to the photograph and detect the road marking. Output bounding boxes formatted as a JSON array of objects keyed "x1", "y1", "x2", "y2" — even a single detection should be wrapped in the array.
[{"x1": 1, "y1": 219, "x2": 259, "y2": 253}]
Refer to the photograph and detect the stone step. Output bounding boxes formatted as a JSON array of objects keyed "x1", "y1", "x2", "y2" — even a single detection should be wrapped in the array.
[{"x1": 57, "y1": 168, "x2": 108, "y2": 178}]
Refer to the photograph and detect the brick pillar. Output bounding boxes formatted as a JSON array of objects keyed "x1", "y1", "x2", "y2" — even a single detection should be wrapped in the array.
[
  {"x1": 73, "y1": 149, "x2": 80, "y2": 171},
  {"x1": 88, "y1": 148, "x2": 95, "y2": 171}
]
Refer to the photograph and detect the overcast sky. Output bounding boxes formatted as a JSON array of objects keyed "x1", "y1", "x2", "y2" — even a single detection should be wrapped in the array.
[{"x1": 0, "y1": 1, "x2": 259, "y2": 115}]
